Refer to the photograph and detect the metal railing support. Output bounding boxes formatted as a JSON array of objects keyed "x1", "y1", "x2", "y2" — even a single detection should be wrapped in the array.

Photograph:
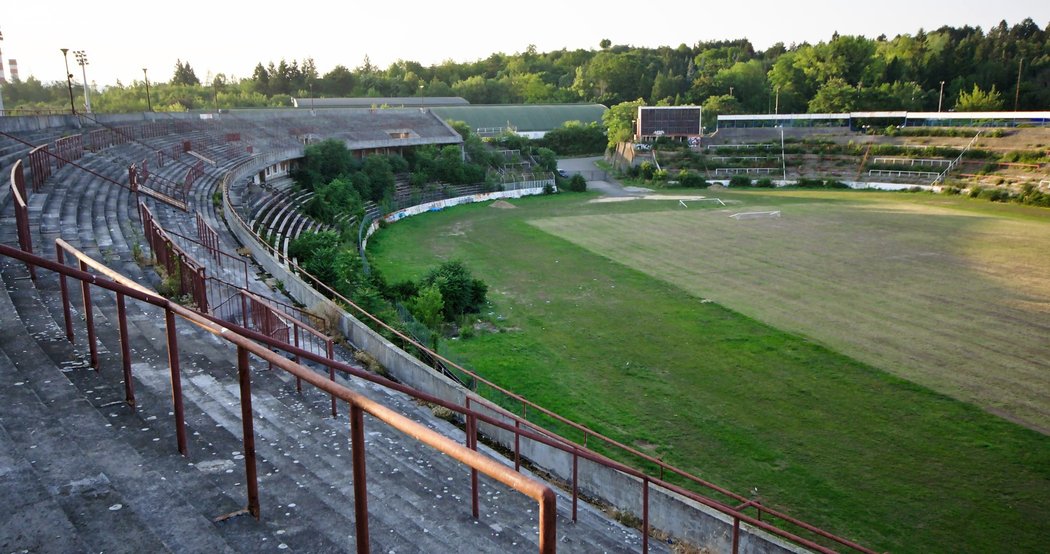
[
  {"x1": 165, "y1": 308, "x2": 189, "y2": 456},
  {"x1": 237, "y1": 346, "x2": 261, "y2": 518},
  {"x1": 79, "y1": 260, "x2": 100, "y2": 370},
  {"x1": 350, "y1": 405, "x2": 370, "y2": 554},
  {"x1": 116, "y1": 292, "x2": 135, "y2": 409},
  {"x1": 466, "y1": 397, "x2": 480, "y2": 519},
  {"x1": 55, "y1": 245, "x2": 75, "y2": 343}
]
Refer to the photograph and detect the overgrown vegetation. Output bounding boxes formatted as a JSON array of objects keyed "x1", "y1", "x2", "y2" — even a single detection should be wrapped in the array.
[{"x1": 289, "y1": 230, "x2": 489, "y2": 343}]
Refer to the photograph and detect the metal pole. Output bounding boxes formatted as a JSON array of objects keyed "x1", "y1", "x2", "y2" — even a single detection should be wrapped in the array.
[
  {"x1": 75, "y1": 50, "x2": 91, "y2": 114},
  {"x1": 466, "y1": 398, "x2": 479, "y2": 519},
  {"x1": 775, "y1": 86, "x2": 780, "y2": 115},
  {"x1": 781, "y1": 127, "x2": 787, "y2": 184},
  {"x1": 237, "y1": 346, "x2": 261, "y2": 518},
  {"x1": 938, "y1": 81, "x2": 945, "y2": 112},
  {"x1": 642, "y1": 477, "x2": 650, "y2": 554},
  {"x1": 165, "y1": 308, "x2": 189, "y2": 456},
  {"x1": 571, "y1": 447, "x2": 579, "y2": 523},
  {"x1": 350, "y1": 405, "x2": 370, "y2": 554},
  {"x1": 142, "y1": 68, "x2": 153, "y2": 112},
  {"x1": 116, "y1": 292, "x2": 136, "y2": 409},
  {"x1": 1014, "y1": 57, "x2": 1023, "y2": 111},
  {"x1": 55, "y1": 245, "x2": 75, "y2": 343},
  {"x1": 60, "y1": 48, "x2": 76, "y2": 115},
  {"x1": 79, "y1": 260, "x2": 99, "y2": 370}
]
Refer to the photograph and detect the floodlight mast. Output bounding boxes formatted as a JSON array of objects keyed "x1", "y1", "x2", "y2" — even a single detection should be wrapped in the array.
[
  {"x1": 60, "y1": 48, "x2": 76, "y2": 115},
  {"x1": 142, "y1": 68, "x2": 153, "y2": 112},
  {"x1": 74, "y1": 50, "x2": 91, "y2": 114}
]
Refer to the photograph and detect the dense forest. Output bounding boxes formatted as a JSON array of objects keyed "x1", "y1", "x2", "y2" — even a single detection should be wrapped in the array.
[{"x1": 3, "y1": 19, "x2": 1047, "y2": 114}]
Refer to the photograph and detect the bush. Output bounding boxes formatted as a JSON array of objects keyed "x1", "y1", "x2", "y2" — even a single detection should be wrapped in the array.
[
  {"x1": 653, "y1": 169, "x2": 669, "y2": 182},
  {"x1": 419, "y1": 261, "x2": 488, "y2": 321},
  {"x1": 728, "y1": 175, "x2": 752, "y2": 187},
  {"x1": 677, "y1": 170, "x2": 707, "y2": 189},
  {"x1": 640, "y1": 161, "x2": 656, "y2": 180},
  {"x1": 566, "y1": 174, "x2": 587, "y2": 192},
  {"x1": 754, "y1": 177, "x2": 775, "y2": 188}
]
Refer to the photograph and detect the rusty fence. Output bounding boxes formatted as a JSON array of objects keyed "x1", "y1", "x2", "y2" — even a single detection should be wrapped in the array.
[
  {"x1": 222, "y1": 160, "x2": 879, "y2": 554},
  {"x1": 9, "y1": 160, "x2": 36, "y2": 280},
  {"x1": 2, "y1": 241, "x2": 558, "y2": 554},
  {"x1": 195, "y1": 211, "x2": 223, "y2": 265},
  {"x1": 139, "y1": 202, "x2": 209, "y2": 310},
  {"x1": 139, "y1": 203, "x2": 335, "y2": 399},
  {"x1": 27, "y1": 145, "x2": 52, "y2": 192}
]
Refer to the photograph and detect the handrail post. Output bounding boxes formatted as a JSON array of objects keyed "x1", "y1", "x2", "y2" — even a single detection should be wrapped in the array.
[
  {"x1": 293, "y1": 323, "x2": 302, "y2": 393},
  {"x1": 55, "y1": 244, "x2": 75, "y2": 343},
  {"x1": 79, "y1": 260, "x2": 100, "y2": 370},
  {"x1": 642, "y1": 477, "x2": 649, "y2": 554},
  {"x1": 116, "y1": 292, "x2": 135, "y2": 410},
  {"x1": 732, "y1": 516, "x2": 740, "y2": 554},
  {"x1": 514, "y1": 420, "x2": 521, "y2": 472},
  {"x1": 237, "y1": 346, "x2": 260, "y2": 518},
  {"x1": 165, "y1": 308, "x2": 189, "y2": 456},
  {"x1": 328, "y1": 340, "x2": 337, "y2": 417},
  {"x1": 572, "y1": 447, "x2": 579, "y2": 523},
  {"x1": 466, "y1": 397, "x2": 479, "y2": 519},
  {"x1": 350, "y1": 404, "x2": 370, "y2": 554}
]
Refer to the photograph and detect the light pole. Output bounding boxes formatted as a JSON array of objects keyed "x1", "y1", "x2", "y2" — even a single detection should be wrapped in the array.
[
  {"x1": 938, "y1": 80, "x2": 945, "y2": 112},
  {"x1": 0, "y1": 28, "x2": 6, "y2": 114},
  {"x1": 729, "y1": 86, "x2": 734, "y2": 97},
  {"x1": 74, "y1": 50, "x2": 91, "y2": 114},
  {"x1": 1014, "y1": 57, "x2": 1023, "y2": 111},
  {"x1": 142, "y1": 67, "x2": 153, "y2": 112},
  {"x1": 419, "y1": 84, "x2": 424, "y2": 111},
  {"x1": 774, "y1": 86, "x2": 780, "y2": 115},
  {"x1": 60, "y1": 48, "x2": 76, "y2": 115}
]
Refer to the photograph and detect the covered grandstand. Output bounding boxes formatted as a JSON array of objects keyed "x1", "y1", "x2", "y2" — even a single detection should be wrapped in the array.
[
  {"x1": 429, "y1": 103, "x2": 608, "y2": 138},
  {"x1": 718, "y1": 111, "x2": 1050, "y2": 130},
  {"x1": 290, "y1": 96, "x2": 469, "y2": 108}
]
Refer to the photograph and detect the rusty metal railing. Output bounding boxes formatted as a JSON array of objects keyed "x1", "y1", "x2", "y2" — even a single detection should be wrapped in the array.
[
  {"x1": 139, "y1": 202, "x2": 209, "y2": 310},
  {"x1": 2, "y1": 241, "x2": 557, "y2": 553},
  {"x1": 10, "y1": 160, "x2": 36, "y2": 280}
]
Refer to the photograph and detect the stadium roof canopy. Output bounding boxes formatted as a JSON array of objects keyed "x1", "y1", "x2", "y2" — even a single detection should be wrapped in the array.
[
  {"x1": 291, "y1": 97, "x2": 469, "y2": 108},
  {"x1": 718, "y1": 111, "x2": 1050, "y2": 128},
  {"x1": 429, "y1": 104, "x2": 608, "y2": 136}
]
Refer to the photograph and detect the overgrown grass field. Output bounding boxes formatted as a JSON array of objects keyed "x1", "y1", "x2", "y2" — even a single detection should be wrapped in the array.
[{"x1": 367, "y1": 190, "x2": 1050, "y2": 553}]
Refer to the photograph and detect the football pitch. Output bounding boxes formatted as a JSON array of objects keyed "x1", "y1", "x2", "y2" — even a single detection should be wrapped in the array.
[
  {"x1": 368, "y1": 190, "x2": 1050, "y2": 553},
  {"x1": 531, "y1": 192, "x2": 1050, "y2": 433}
]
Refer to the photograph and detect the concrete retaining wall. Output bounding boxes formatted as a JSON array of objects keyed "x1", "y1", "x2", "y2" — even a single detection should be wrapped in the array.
[{"x1": 223, "y1": 153, "x2": 811, "y2": 554}]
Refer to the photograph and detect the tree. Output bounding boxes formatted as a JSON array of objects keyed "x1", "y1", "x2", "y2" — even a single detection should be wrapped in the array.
[
  {"x1": 172, "y1": 59, "x2": 200, "y2": 86},
  {"x1": 410, "y1": 284, "x2": 445, "y2": 348},
  {"x1": 602, "y1": 99, "x2": 645, "y2": 148},
  {"x1": 701, "y1": 94, "x2": 741, "y2": 130},
  {"x1": 955, "y1": 84, "x2": 1004, "y2": 111},
  {"x1": 600, "y1": 38, "x2": 612, "y2": 50},
  {"x1": 420, "y1": 261, "x2": 487, "y2": 320},
  {"x1": 293, "y1": 139, "x2": 355, "y2": 192},
  {"x1": 808, "y1": 78, "x2": 860, "y2": 112}
]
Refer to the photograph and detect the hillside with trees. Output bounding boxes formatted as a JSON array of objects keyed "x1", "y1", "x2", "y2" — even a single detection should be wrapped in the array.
[{"x1": 3, "y1": 19, "x2": 1046, "y2": 114}]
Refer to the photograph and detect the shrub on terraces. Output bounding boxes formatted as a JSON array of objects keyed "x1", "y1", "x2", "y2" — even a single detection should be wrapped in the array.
[
  {"x1": 677, "y1": 170, "x2": 707, "y2": 188},
  {"x1": 729, "y1": 175, "x2": 752, "y2": 187}
]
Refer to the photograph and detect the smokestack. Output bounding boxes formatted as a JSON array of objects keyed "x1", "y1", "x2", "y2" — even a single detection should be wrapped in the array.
[{"x1": 8, "y1": 59, "x2": 17, "y2": 82}]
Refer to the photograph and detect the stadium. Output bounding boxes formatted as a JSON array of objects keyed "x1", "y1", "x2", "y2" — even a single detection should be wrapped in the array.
[{"x1": 0, "y1": 93, "x2": 1048, "y2": 554}]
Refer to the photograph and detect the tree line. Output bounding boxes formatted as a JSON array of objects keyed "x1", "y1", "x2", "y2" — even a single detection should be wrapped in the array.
[{"x1": 2, "y1": 18, "x2": 1046, "y2": 114}]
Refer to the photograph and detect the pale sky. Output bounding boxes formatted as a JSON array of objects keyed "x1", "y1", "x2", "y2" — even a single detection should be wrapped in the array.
[{"x1": 2, "y1": 1, "x2": 1047, "y2": 87}]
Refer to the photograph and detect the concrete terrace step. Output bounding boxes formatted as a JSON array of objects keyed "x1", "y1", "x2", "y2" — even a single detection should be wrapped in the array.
[{"x1": 2, "y1": 124, "x2": 675, "y2": 552}]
